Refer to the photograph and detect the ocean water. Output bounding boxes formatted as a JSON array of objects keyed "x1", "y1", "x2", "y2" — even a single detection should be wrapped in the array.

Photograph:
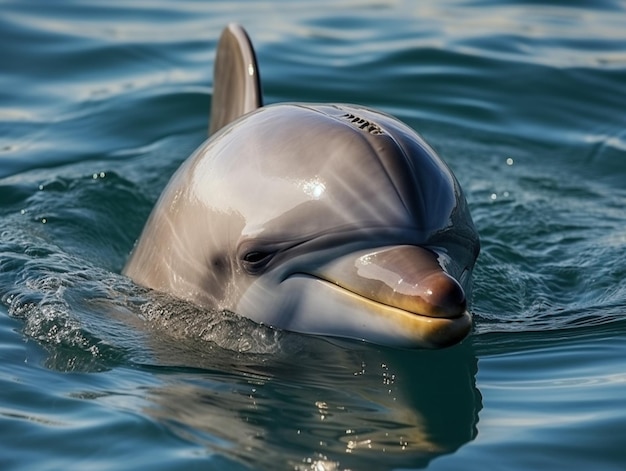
[{"x1": 1, "y1": 0, "x2": 626, "y2": 470}]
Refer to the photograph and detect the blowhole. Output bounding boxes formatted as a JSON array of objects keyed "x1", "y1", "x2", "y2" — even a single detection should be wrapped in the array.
[{"x1": 341, "y1": 113, "x2": 385, "y2": 136}]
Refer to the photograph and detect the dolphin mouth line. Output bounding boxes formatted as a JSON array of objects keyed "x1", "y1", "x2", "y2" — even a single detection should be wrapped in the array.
[
  {"x1": 282, "y1": 272, "x2": 472, "y2": 348},
  {"x1": 290, "y1": 272, "x2": 468, "y2": 321}
]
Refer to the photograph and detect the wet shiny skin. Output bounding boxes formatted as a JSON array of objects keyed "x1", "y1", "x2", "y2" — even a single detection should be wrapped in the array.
[{"x1": 125, "y1": 103, "x2": 479, "y2": 348}]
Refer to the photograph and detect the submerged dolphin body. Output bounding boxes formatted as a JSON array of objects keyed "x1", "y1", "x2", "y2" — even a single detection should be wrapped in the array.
[{"x1": 124, "y1": 24, "x2": 480, "y2": 348}]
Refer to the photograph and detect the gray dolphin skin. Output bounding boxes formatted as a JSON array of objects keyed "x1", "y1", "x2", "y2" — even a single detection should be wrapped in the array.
[{"x1": 123, "y1": 24, "x2": 480, "y2": 349}]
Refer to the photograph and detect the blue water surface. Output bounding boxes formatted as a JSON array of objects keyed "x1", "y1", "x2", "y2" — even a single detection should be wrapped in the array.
[{"x1": 1, "y1": 1, "x2": 626, "y2": 470}]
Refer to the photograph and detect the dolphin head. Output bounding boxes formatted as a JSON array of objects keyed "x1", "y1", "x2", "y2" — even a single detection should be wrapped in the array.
[{"x1": 123, "y1": 25, "x2": 479, "y2": 349}]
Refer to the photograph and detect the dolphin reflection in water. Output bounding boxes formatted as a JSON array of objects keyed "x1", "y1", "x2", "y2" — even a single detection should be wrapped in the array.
[
  {"x1": 124, "y1": 24, "x2": 480, "y2": 349},
  {"x1": 141, "y1": 337, "x2": 481, "y2": 468}
]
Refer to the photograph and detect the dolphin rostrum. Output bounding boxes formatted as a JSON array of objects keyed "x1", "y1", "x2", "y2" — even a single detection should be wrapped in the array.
[{"x1": 123, "y1": 24, "x2": 480, "y2": 348}]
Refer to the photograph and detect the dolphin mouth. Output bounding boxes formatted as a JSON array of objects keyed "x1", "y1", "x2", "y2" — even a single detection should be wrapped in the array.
[
  {"x1": 287, "y1": 245, "x2": 473, "y2": 348},
  {"x1": 289, "y1": 273, "x2": 472, "y2": 349},
  {"x1": 318, "y1": 275, "x2": 468, "y2": 320}
]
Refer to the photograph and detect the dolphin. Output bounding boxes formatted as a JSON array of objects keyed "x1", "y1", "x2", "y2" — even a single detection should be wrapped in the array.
[{"x1": 123, "y1": 24, "x2": 480, "y2": 349}]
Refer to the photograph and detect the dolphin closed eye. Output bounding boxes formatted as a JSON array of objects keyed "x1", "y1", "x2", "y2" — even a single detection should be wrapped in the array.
[{"x1": 123, "y1": 24, "x2": 480, "y2": 349}]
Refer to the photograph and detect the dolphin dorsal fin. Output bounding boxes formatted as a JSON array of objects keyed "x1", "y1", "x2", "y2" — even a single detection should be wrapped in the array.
[{"x1": 209, "y1": 24, "x2": 263, "y2": 135}]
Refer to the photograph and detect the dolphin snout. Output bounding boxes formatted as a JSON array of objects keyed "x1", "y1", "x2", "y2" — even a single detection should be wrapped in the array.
[
  {"x1": 416, "y1": 270, "x2": 467, "y2": 318},
  {"x1": 320, "y1": 245, "x2": 467, "y2": 320}
]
